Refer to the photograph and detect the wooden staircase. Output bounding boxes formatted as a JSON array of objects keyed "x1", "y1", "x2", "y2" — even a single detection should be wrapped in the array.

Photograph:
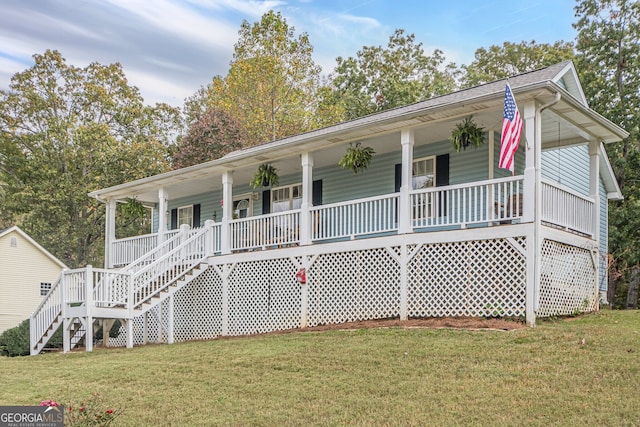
[{"x1": 30, "y1": 225, "x2": 213, "y2": 355}]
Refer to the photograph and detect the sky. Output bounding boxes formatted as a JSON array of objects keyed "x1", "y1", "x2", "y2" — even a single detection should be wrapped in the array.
[{"x1": 0, "y1": 0, "x2": 579, "y2": 107}]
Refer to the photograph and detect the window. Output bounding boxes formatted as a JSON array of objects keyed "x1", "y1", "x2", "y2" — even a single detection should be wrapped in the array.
[
  {"x1": 40, "y1": 282, "x2": 52, "y2": 296},
  {"x1": 271, "y1": 184, "x2": 302, "y2": 213},
  {"x1": 412, "y1": 156, "x2": 436, "y2": 189},
  {"x1": 177, "y1": 205, "x2": 193, "y2": 227},
  {"x1": 233, "y1": 195, "x2": 253, "y2": 219},
  {"x1": 412, "y1": 156, "x2": 436, "y2": 220},
  {"x1": 10, "y1": 236, "x2": 17, "y2": 247}
]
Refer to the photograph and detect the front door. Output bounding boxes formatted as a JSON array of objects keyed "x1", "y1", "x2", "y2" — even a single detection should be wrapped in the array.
[{"x1": 233, "y1": 194, "x2": 253, "y2": 219}]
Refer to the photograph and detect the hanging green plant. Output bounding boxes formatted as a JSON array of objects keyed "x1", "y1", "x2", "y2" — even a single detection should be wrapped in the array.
[
  {"x1": 250, "y1": 163, "x2": 279, "y2": 189},
  {"x1": 121, "y1": 198, "x2": 146, "y2": 219},
  {"x1": 450, "y1": 115, "x2": 485, "y2": 152},
  {"x1": 338, "y1": 142, "x2": 375, "y2": 174}
]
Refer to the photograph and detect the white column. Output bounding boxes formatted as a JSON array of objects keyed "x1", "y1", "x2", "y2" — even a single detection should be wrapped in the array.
[
  {"x1": 589, "y1": 141, "x2": 600, "y2": 241},
  {"x1": 85, "y1": 265, "x2": 94, "y2": 352},
  {"x1": 487, "y1": 131, "x2": 496, "y2": 222},
  {"x1": 157, "y1": 188, "x2": 168, "y2": 245},
  {"x1": 589, "y1": 140, "x2": 601, "y2": 301},
  {"x1": 167, "y1": 295, "x2": 174, "y2": 344},
  {"x1": 522, "y1": 100, "x2": 537, "y2": 327},
  {"x1": 398, "y1": 129, "x2": 415, "y2": 234},
  {"x1": 104, "y1": 198, "x2": 116, "y2": 269},
  {"x1": 221, "y1": 171, "x2": 233, "y2": 254},
  {"x1": 399, "y1": 243, "x2": 408, "y2": 321},
  {"x1": 522, "y1": 101, "x2": 536, "y2": 223},
  {"x1": 300, "y1": 152, "x2": 314, "y2": 245}
]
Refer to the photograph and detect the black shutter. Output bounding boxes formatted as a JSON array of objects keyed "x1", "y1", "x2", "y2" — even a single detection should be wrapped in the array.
[
  {"x1": 312, "y1": 179, "x2": 323, "y2": 206},
  {"x1": 262, "y1": 190, "x2": 271, "y2": 214},
  {"x1": 436, "y1": 154, "x2": 450, "y2": 217},
  {"x1": 436, "y1": 154, "x2": 449, "y2": 187},
  {"x1": 193, "y1": 204, "x2": 201, "y2": 227},
  {"x1": 170, "y1": 208, "x2": 177, "y2": 230},
  {"x1": 394, "y1": 163, "x2": 402, "y2": 192}
]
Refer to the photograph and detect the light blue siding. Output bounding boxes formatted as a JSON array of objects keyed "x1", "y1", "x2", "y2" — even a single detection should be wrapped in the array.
[{"x1": 541, "y1": 145, "x2": 589, "y2": 194}]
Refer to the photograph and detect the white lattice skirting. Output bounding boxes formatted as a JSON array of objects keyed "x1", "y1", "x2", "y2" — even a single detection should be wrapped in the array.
[{"x1": 109, "y1": 232, "x2": 596, "y2": 347}]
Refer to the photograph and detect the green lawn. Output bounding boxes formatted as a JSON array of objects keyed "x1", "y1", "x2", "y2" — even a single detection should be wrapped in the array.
[{"x1": 1, "y1": 310, "x2": 639, "y2": 426}]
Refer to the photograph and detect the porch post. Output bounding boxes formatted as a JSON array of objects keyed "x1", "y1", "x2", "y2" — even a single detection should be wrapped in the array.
[
  {"x1": 221, "y1": 171, "x2": 233, "y2": 254},
  {"x1": 300, "y1": 152, "x2": 313, "y2": 245},
  {"x1": 104, "y1": 198, "x2": 116, "y2": 269},
  {"x1": 157, "y1": 187, "x2": 168, "y2": 245},
  {"x1": 589, "y1": 140, "x2": 600, "y2": 241},
  {"x1": 522, "y1": 100, "x2": 538, "y2": 327},
  {"x1": 589, "y1": 140, "x2": 601, "y2": 302},
  {"x1": 167, "y1": 295, "x2": 174, "y2": 344},
  {"x1": 399, "y1": 129, "x2": 414, "y2": 234}
]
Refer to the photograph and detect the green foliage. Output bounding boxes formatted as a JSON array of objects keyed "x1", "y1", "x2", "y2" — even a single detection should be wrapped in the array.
[
  {"x1": 172, "y1": 108, "x2": 246, "y2": 169},
  {"x1": 574, "y1": 0, "x2": 640, "y2": 307},
  {"x1": 204, "y1": 11, "x2": 339, "y2": 146},
  {"x1": 338, "y1": 142, "x2": 375, "y2": 174},
  {"x1": 329, "y1": 29, "x2": 459, "y2": 120},
  {"x1": 461, "y1": 40, "x2": 576, "y2": 88},
  {"x1": 0, "y1": 319, "x2": 30, "y2": 357},
  {"x1": 0, "y1": 50, "x2": 177, "y2": 267},
  {"x1": 449, "y1": 116, "x2": 485, "y2": 152},
  {"x1": 250, "y1": 163, "x2": 279, "y2": 188}
]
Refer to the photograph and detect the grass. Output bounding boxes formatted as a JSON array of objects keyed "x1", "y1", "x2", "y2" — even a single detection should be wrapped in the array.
[{"x1": 1, "y1": 310, "x2": 639, "y2": 426}]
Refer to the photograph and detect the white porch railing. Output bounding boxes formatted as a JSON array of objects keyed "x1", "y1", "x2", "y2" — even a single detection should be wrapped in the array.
[
  {"x1": 411, "y1": 176, "x2": 524, "y2": 228},
  {"x1": 111, "y1": 234, "x2": 157, "y2": 267},
  {"x1": 541, "y1": 178, "x2": 595, "y2": 236},
  {"x1": 231, "y1": 210, "x2": 300, "y2": 251},
  {"x1": 30, "y1": 275, "x2": 62, "y2": 353},
  {"x1": 311, "y1": 193, "x2": 399, "y2": 240}
]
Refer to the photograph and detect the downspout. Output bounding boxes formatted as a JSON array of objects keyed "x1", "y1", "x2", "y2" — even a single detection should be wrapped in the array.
[{"x1": 533, "y1": 91, "x2": 561, "y2": 317}]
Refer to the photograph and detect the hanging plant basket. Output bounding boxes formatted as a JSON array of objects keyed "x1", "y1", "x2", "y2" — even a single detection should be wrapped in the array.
[
  {"x1": 450, "y1": 116, "x2": 485, "y2": 152},
  {"x1": 250, "y1": 163, "x2": 279, "y2": 189},
  {"x1": 338, "y1": 142, "x2": 375, "y2": 174},
  {"x1": 121, "y1": 198, "x2": 146, "y2": 219}
]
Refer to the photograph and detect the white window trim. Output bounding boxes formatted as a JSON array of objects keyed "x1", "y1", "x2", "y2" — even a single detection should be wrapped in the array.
[
  {"x1": 233, "y1": 193, "x2": 254, "y2": 218},
  {"x1": 271, "y1": 183, "x2": 303, "y2": 212},
  {"x1": 412, "y1": 155, "x2": 437, "y2": 189},
  {"x1": 177, "y1": 205, "x2": 193, "y2": 227}
]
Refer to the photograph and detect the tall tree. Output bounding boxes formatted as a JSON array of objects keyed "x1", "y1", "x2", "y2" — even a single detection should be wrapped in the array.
[
  {"x1": 574, "y1": 0, "x2": 640, "y2": 307},
  {"x1": 328, "y1": 29, "x2": 459, "y2": 120},
  {"x1": 206, "y1": 11, "x2": 340, "y2": 146},
  {"x1": 0, "y1": 50, "x2": 178, "y2": 267},
  {"x1": 461, "y1": 40, "x2": 576, "y2": 88},
  {"x1": 171, "y1": 108, "x2": 246, "y2": 169}
]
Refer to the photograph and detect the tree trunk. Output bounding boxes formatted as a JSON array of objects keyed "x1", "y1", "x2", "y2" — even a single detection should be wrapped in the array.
[
  {"x1": 627, "y1": 265, "x2": 640, "y2": 309},
  {"x1": 607, "y1": 266, "x2": 619, "y2": 308}
]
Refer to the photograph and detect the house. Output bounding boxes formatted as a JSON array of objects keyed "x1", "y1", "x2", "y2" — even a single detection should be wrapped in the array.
[
  {"x1": 30, "y1": 61, "x2": 627, "y2": 355},
  {"x1": 0, "y1": 226, "x2": 66, "y2": 333}
]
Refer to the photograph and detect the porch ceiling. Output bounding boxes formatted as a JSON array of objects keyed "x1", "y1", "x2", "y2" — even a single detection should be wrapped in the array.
[{"x1": 89, "y1": 81, "x2": 627, "y2": 205}]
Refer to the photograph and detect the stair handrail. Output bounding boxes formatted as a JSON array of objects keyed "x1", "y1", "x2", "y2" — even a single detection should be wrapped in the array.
[
  {"x1": 30, "y1": 273, "x2": 63, "y2": 353},
  {"x1": 130, "y1": 225, "x2": 210, "y2": 308},
  {"x1": 119, "y1": 230, "x2": 186, "y2": 274}
]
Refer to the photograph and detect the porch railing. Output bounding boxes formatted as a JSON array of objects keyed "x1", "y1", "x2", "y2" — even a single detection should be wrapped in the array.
[
  {"x1": 541, "y1": 178, "x2": 595, "y2": 236},
  {"x1": 231, "y1": 210, "x2": 300, "y2": 251},
  {"x1": 411, "y1": 175, "x2": 524, "y2": 228},
  {"x1": 107, "y1": 175, "x2": 601, "y2": 263},
  {"x1": 30, "y1": 275, "x2": 62, "y2": 352},
  {"x1": 311, "y1": 193, "x2": 399, "y2": 240}
]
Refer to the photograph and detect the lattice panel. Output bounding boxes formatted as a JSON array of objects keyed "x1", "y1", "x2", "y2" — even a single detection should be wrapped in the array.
[
  {"x1": 108, "y1": 305, "x2": 161, "y2": 347},
  {"x1": 538, "y1": 239, "x2": 597, "y2": 317},
  {"x1": 227, "y1": 258, "x2": 301, "y2": 335},
  {"x1": 173, "y1": 268, "x2": 223, "y2": 342},
  {"x1": 408, "y1": 237, "x2": 527, "y2": 318},
  {"x1": 308, "y1": 247, "x2": 400, "y2": 326}
]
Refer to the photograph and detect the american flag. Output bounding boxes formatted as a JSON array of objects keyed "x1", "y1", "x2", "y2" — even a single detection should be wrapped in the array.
[{"x1": 499, "y1": 83, "x2": 523, "y2": 174}]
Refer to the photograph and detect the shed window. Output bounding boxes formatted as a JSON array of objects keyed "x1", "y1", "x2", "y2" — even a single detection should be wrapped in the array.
[
  {"x1": 40, "y1": 282, "x2": 52, "y2": 296},
  {"x1": 10, "y1": 236, "x2": 17, "y2": 247}
]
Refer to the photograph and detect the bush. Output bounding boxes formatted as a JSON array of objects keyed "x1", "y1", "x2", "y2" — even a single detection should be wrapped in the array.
[{"x1": 0, "y1": 319, "x2": 30, "y2": 357}]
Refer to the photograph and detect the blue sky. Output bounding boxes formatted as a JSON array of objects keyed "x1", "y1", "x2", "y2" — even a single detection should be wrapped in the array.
[{"x1": 0, "y1": 0, "x2": 579, "y2": 107}]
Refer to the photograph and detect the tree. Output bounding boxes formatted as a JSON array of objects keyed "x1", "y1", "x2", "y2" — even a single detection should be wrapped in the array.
[
  {"x1": 574, "y1": 0, "x2": 640, "y2": 307},
  {"x1": 172, "y1": 108, "x2": 246, "y2": 169},
  {"x1": 461, "y1": 40, "x2": 576, "y2": 88},
  {"x1": 328, "y1": 29, "x2": 459, "y2": 120},
  {"x1": 206, "y1": 11, "x2": 339, "y2": 146},
  {"x1": 0, "y1": 50, "x2": 178, "y2": 267}
]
